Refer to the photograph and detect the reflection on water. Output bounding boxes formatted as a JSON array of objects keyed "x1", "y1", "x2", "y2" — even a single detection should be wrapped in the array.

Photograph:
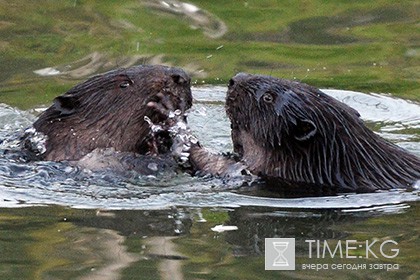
[
  {"x1": 227, "y1": 6, "x2": 412, "y2": 45},
  {"x1": 284, "y1": 7, "x2": 409, "y2": 45},
  {"x1": 145, "y1": 236, "x2": 186, "y2": 280},
  {"x1": 29, "y1": 0, "x2": 228, "y2": 81},
  {"x1": 2, "y1": 1, "x2": 419, "y2": 110},
  {"x1": 1, "y1": 204, "x2": 418, "y2": 279},
  {"x1": 143, "y1": 0, "x2": 228, "y2": 38},
  {"x1": 33, "y1": 52, "x2": 159, "y2": 79},
  {"x1": 33, "y1": 51, "x2": 209, "y2": 81},
  {"x1": 41, "y1": 227, "x2": 138, "y2": 280}
]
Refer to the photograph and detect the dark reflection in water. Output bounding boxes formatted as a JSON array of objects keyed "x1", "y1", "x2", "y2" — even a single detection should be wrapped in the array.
[
  {"x1": 73, "y1": 208, "x2": 193, "y2": 237},
  {"x1": 287, "y1": 7, "x2": 409, "y2": 45},
  {"x1": 1, "y1": 204, "x2": 418, "y2": 279},
  {"x1": 231, "y1": 6, "x2": 410, "y2": 45}
]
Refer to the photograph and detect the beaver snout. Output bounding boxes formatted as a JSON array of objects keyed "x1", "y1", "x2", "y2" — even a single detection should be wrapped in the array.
[
  {"x1": 227, "y1": 73, "x2": 249, "y2": 101},
  {"x1": 228, "y1": 72, "x2": 252, "y2": 88}
]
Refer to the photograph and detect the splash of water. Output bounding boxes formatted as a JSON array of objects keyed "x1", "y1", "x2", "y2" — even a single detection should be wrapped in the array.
[{"x1": 0, "y1": 88, "x2": 419, "y2": 211}]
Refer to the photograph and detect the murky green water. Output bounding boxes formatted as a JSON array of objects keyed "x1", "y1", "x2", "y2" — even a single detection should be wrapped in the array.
[{"x1": 1, "y1": 1, "x2": 419, "y2": 279}]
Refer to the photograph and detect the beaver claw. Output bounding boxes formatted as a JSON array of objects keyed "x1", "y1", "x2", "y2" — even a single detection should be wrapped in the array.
[{"x1": 147, "y1": 92, "x2": 183, "y2": 121}]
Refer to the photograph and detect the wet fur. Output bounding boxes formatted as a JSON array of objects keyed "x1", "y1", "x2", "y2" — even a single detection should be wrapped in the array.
[
  {"x1": 31, "y1": 65, "x2": 192, "y2": 162},
  {"x1": 191, "y1": 73, "x2": 420, "y2": 194}
]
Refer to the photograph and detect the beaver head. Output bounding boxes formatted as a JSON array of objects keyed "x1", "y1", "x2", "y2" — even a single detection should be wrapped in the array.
[
  {"x1": 226, "y1": 73, "x2": 420, "y2": 193},
  {"x1": 33, "y1": 65, "x2": 192, "y2": 161}
]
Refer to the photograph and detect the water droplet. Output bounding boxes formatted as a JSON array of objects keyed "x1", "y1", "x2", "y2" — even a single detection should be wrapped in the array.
[{"x1": 147, "y1": 163, "x2": 158, "y2": 171}]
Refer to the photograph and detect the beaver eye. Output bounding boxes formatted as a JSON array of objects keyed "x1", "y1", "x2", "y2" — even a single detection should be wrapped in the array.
[
  {"x1": 119, "y1": 81, "x2": 131, "y2": 89},
  {"x1": 262, "y1": 93, "x2": 274, "y2": 103}
]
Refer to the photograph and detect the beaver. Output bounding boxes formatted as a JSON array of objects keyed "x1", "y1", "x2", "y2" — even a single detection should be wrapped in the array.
[
  {"x1": 23, "y1": 65, "x2": 192, "y2": 173},
  {"x1": 188, "y1": 73, "x2": 420, "y2": 195}
]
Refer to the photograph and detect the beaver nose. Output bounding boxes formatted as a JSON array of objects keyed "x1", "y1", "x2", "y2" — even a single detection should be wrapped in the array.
[
  {"x1": 170, "y1": 69, "x2": 190, "y2": 86},
  {"x1": 229, "y1": 72, "x2": 252, "y2": 87}
]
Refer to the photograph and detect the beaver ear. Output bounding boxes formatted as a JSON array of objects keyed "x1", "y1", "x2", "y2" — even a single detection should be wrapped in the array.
[
  {"x1": 171, "y1": 74, "x2": 189, "y2": 85},
  {"x1": 53, "y1": 95, "x2": 79, "y2": 115},
  {"x1": 294, "y1": 119, "x2": 317, "y2": 141}
]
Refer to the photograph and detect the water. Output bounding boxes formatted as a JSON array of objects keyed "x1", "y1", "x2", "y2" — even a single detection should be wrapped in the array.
[{"x1": 1, "y1": 1, "x2": 420, "y2": 279}]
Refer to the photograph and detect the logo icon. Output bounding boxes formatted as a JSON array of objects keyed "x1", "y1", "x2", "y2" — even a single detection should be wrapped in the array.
[{"x1": 265, "y1": 238, "x2": 295, "y2": 270}]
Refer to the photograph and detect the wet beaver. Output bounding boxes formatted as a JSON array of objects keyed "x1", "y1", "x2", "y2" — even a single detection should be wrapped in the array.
[
  {"x1": 24, "y1": 65, "x2": 192, "y2": 173},
  {"x1": 188, "y1": 73, "x2": 420, "y2": 195}
]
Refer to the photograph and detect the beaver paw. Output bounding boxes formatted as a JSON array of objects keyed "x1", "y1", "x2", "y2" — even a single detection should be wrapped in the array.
[
  {"x1": 146, "y1": 92, "x2": 185, "y2": 124},
  {"x1": 144, "y1": 110, "x2": 198, "y2": 168},
  {"x1": 169, "y1": 119, "x2": 199, "y2": 168},
  {"x1": 21, "y1": 127, "x2": 48, "y2": 158}
]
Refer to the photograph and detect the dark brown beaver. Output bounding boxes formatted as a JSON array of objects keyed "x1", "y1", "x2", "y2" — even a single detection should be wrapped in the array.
[
  {"x1": 29, "y1": 65, "x2": 192, "y2": 163},
  {"x1": 189, "y1": 73, "x2": 420, "y2": 194}
]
